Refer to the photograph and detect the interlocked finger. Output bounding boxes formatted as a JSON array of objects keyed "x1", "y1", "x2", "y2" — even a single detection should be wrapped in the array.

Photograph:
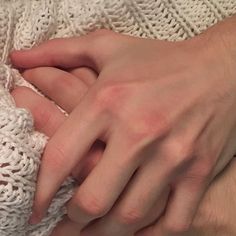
[{"x1": 22, "y1": 67, "x2": 97, "y2": 113}]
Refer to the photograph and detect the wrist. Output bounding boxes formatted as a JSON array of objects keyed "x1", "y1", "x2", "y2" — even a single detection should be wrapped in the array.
[
  {"x1": 189, "y1": 14, "x2": 236, "y2": 87},
  {"x1": 215, "y1": 15, "x2": 236, "y2": 60},
  {"x1": 203, "y1": 15, "x2": 236, "y2": 65}
]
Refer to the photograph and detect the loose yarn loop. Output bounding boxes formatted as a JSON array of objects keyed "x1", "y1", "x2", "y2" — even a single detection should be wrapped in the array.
[{"x1": 0, "y1": 0, "x2": 235, "y2": 235}]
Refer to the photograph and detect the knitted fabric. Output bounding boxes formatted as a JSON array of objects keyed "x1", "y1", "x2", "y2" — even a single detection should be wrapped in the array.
[{"x1": 0, "y1": 0, "x2": 236, "y2": 235}]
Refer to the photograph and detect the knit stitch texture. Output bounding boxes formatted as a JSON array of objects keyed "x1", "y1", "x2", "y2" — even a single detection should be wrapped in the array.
[{"x1": 0, "y1": 0, "x2": 236, "y2": 235}]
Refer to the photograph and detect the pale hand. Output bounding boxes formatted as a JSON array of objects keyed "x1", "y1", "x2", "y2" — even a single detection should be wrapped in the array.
[{"x1": 11, "y1": 15, "x2": 236, "y2": 236}]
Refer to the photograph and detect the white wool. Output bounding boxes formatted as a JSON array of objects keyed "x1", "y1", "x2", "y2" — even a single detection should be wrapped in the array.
[{"x1": 0, "y1": 0, "x2": 236, "y2": 235}]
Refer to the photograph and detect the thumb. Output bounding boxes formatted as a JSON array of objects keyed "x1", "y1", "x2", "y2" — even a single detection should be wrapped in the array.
[{"x1": 10, "y1": 30, "x2": 116, "y2": 72}]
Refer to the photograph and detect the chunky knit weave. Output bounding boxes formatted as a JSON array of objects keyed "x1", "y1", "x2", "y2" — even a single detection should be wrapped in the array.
[{"x1": 0, "y1": 0, "x2": 236, "y2": 235}]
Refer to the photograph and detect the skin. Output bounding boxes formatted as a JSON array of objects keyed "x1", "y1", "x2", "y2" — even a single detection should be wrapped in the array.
[
  {"x1": 10, "y1": 67, "x2": 236, "y2": 236},
  {"x1": 10, "y1": 14, "x2": 236, "y2": 236}
]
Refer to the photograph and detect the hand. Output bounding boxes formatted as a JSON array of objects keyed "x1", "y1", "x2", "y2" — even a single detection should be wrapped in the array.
[
  {"x1": 11, "y1": 15, "x2": 236, "y2": 236},
  {"x1": 10, "y1": 66, "x2": 105, "y2": 235},
  {"x1": 138, "y1": 158, "x2": 236, "y2": 236},
  {"x1": 11, "y1": 66, "x2": 236, "y2": 236},
  {"x1": 189, "y1": 158, "x2": 236, "y2": 236}
]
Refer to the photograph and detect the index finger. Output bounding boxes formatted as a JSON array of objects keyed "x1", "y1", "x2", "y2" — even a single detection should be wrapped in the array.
[
  {"x1": 10, "y1": 30, "x2": 117, "y2": 72},
  {"x1": 30, "y1": 92, "x2": 107, "y2": 223},
  {"x1": 10, "y1": 37, "x2": 95, "y2": 69}
]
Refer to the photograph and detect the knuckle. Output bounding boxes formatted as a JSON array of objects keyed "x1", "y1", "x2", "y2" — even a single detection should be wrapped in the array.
[
  {"x1": 99, "y1": 82, "x2": 123, "y2": 100},
  {"x1": 22, "y1": 67, "x2": 43, "y2": 81},
  {"x1": 116, "y1": 207, "x2": 144, "y2": 226},
  {"x1": 199, "y1": 162, "x2": 213, "y2": 178},
  {"x1": 187, "y1": 162, "x2": 213, "y2": 182},
  {"x1": 75, "y1": 192, "x2": 108, "y2": 218},
  {"x1": 150, "y1": 112, "x2": 171, "y2": 136},
  {"x1": 164, "y1": 138, "x2": 195, "y2": 168},
  {"x1": 165, "y1": 220, "x2": 191, "y2": 234},
  {"x1": 21, "y1": 69, "x2": 34, "y2": 80},
  {"x1": 128, "y1": 111, "x2": 171, "y2": 144},
  {"x1": 92, "y1": 82, "x2": 127, "y2": 112}
]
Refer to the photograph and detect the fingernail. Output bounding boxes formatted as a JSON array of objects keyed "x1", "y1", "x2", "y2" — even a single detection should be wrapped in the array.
[{"x1": 28, "y1": 212, "x2": 42, "y2": 225}]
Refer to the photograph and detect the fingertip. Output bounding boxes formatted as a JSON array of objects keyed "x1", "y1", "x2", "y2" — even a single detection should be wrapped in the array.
[
  {"x1": 28, "y1": 205, "x2": 46, "y2": 225},
  {"x1": 10, "y1": 49, "x2": 24, "y2": 58},
  {"x1": 30, "y1": 173, "x2": 58, "y2": 225},
  {"x1": 28, "y1": 212, "x2": 41, "y2": 225},
  {"x1": 10, "y1": 49, "x2": 31, "y2": 68},
  {"x1": 10, "y1": 50, "x2": 21, "y2": 65}
]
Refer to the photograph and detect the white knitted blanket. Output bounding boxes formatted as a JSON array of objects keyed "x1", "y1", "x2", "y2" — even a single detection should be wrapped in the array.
[{"x1": 0, "y1": 0, "x2": 236, "y2": 235}]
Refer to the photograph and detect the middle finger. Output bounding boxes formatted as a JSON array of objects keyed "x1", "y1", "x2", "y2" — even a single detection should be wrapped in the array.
[{"x1": 22, "y1": 67, "x2": 95, "y2": 113}]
